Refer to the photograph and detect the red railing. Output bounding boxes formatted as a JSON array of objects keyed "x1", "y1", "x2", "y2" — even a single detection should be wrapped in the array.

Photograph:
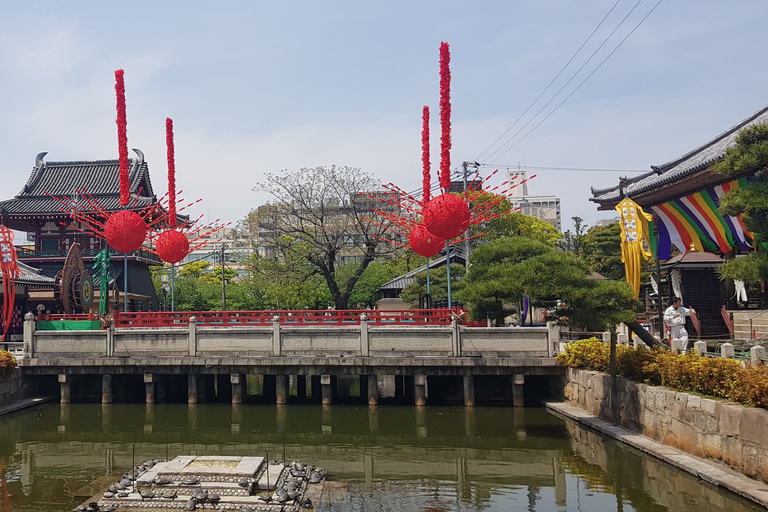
[{"x1": 111, "y1": 309, "x2": 462, "y2": 328}]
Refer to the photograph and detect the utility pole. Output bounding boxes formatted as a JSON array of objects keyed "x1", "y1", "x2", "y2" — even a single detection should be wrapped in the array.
[
  {"x1": 461, "y1": 161, "x2": 479, "y2": 271},
  {"x1": 221, "y1": 243, "x2": 227, "y2": 311}
]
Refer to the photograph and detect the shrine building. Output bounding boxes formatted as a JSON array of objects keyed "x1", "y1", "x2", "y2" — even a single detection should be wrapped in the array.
[
  {"x1": 590, "y1": 104, "x2": 768, "y2": 339},
  {"x1": 0, "y1": 150, "x2": 162, "y2": 312}
]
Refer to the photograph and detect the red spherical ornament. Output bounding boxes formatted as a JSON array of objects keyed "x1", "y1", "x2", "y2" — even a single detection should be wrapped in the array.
[
  {"x1": 422, "y1": 193, "x2": 470, "y2": 240},
  {"x1": 156, "y1": 229, "x2": 190, "y2": 264},
  {"x1": 104, "y1": 210, "x2": 147, "y2": 253},
  {"x1": 409, "y1": 223, "x2": 445, "y2": 258}
]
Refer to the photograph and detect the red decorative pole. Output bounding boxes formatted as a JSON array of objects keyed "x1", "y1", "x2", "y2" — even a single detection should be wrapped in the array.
[
  {"x1": 166, "y1": 117, "x2": 176, "y2": 226},
  {"x1": 422, "y1": 106, "x2": 431, "y2": 203},
  {"x1": 115, "y1": 69, "x2": 130, "y2": 206},
  {"x1": 438, "y1": 42, "x2": 451, "y2": 191}
]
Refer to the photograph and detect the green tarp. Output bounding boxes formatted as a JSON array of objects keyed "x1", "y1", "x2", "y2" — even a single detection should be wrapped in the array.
[{"x1": 36, "y1": 320, "x2": 102, "y2": 331}]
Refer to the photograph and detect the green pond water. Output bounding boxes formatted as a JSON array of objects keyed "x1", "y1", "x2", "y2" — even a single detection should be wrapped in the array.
[{"x1": 0, "y1": 403, "x2": 761, "y2": 511}]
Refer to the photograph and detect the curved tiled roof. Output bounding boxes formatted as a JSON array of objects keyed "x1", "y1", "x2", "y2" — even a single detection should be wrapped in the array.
[
  {"x1": 0, "y1": 261, "x2": 55, "y2": 287},
  {"x1": 591, "y1": 104, "x2": 768, "y2": 205},
  {"x1": 0, "y1": 149, "x2": 156, "y2": 215}
]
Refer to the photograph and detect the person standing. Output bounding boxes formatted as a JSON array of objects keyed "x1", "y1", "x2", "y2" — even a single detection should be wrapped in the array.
[{"x1": 663, "y1": 297, "x2": 695, "y2": 350}]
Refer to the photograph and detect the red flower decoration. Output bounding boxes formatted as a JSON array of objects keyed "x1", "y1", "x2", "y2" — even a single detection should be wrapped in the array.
[
  {"x1": 423, "y1": 193, "x2": 470, "y2": 240},
  {"x1": 104, "y1": 210, "x2": 147, "y2": 253},
  {"x1": 166, "y1": 117, "x2": 177, "y2": 225},
  {"x1": 422, "y1": 105, "x2": 431, "y2": 202},
  {"x1": 409, "y1": 223, "x2": 444, "y2": 258},
  {"x1": 155, "y1": 229, "x2": 190, "y2": 264},
  {"x1": 438, "y1": 42, "x2": 452, "y2": 191},
  {"x1": 115, "y1": 69, "x2": 130, "y2": 206}
]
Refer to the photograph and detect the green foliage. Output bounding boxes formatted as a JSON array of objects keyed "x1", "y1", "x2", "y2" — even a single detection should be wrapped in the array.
[
  {"x1": 0, "y1": 350, "x2": 17, "y2": 375},
  {"x1": 717, "y1": 252, "x2": 768, "y2": 283},
  {"x1": 457, "y1": 236, "x2": 637, "y2": 329},
  {"x1": 711, "y1": 123, "x2": 768, "y2": 177},
  {"x1": 401, "y1": 264, "x2": 466, "y2": 307},
  {"x1": 580, "y1": 222, "x2": 625, "y2": 280},
  {"x1": 180, "y1": 261, "x2": 211, "y2": 278},
  {"x1": 711, "y1": 123, "x2": 768, "y2": 282},
  {"x1": 557, "y1": 339, "x2": 768, "y2": 408}
]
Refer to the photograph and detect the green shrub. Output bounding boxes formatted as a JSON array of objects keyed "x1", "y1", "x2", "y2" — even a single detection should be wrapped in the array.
[
  {"x1": 557, "y1": 338, "x2": 768, "y2": 409},
  {"x1": 0, "y1": 350, "x2": 17, "y2": 375}
]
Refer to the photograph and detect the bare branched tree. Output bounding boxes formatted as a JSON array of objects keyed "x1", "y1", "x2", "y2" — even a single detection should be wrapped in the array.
[{"x1": 254, "y1": 165, "x2": 396, "y2": 309}]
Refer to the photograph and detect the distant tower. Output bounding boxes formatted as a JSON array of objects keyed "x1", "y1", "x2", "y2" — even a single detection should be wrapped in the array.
[{"x1": 506, "y1": 166, "x2": 529, "y2": 198}]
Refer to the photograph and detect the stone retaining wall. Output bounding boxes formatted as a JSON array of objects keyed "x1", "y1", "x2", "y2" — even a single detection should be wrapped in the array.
[
  {"x1": 563, "y1": 367, "x2": 768, "y2": 483},
  {"x1": 0, "y1": 369, "x2": 30, "y2": 406}
]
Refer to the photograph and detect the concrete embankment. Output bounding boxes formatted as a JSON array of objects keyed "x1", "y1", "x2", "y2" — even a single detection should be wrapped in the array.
[
  {"x1": 0, "y1": 369, "x2": 54, "y2": 416},
  {"x1": 549, "y1": 367, "x2": 768, "y2": 507}
]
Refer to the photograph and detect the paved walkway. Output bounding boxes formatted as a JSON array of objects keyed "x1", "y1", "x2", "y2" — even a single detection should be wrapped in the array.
[
  {"x1": 0, "y1": 396, "x2": 56, "y2": 417},
  {"x1": 545, "y1": 401, "x2": 768, "y2": 508}
]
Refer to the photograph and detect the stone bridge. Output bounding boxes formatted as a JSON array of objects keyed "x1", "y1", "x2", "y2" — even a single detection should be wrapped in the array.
[{"x1": 19, "y1": 314, "x2": 563, "y2": 407}]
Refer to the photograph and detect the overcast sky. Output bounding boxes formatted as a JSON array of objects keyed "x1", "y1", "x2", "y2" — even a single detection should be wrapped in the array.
[{"x1": 1, "y1": 1, "x2": 767, "y2": 233}]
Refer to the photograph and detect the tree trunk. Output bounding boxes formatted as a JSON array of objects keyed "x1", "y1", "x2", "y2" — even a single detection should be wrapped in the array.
[{"x1": 626, "y1": 320, "x2": 667, "y2": 349}]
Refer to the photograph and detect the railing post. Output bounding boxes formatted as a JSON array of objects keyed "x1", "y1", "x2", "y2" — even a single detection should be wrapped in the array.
[
  {"x1": 106, "y1": 325, "x2": 114, "y2": 357},
  {"x1": 617, "y1": 333, "x2": 628, "y2": 345},
  {"x1": 721, "y1": 342, "x2": 735, "y2": 358},
  {"x1": 23, "y1": 312, "x2": 35, "y2": 359},
  {"x1": 188, "y1": 316, "x2": 197, "y2": 357},
  {"x1": 272, "y1": 315, "x2": 282, "y2": 356},
  {"x1": 602, "y1": 331, "x2": 611, "y2": 344},
  {"x1": 452, "y1": 320, "x2": 460, "y2": 357},
  {"x1": 360, "y1": 314, "x2": 369, "y2": 357},
  {"x1": 671, "y1": 338, "x2": 683, "y2": 354},
  {"x1": 750, "y1": 345, "x2": 765, "y2": 364},
  {"x1": 693, "y1": 340, "x2": 707, "y2": 357},
  {"x1": 547, "y1": 321, "x2": 560, "y2": 355}
]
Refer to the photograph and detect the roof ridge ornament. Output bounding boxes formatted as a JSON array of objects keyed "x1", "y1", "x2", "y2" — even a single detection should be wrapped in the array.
[
  {"x1": 132, "y1": 148, "x2": 144, "y2": 165},
  {"x1": 35, "y1": 152, "x2": 48, "y2": 169}
]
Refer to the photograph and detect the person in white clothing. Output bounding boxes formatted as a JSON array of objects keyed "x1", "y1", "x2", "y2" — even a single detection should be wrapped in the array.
[{"x1": 663, "y1": 297, "x2": 695, "y2": 350}]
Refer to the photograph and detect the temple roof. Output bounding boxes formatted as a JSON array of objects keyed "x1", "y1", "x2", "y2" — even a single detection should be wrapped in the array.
[
  {"x1": 591, "y1": 104, "x2": 768, "y2": 209},
  {"x1": 660, "y1": 250, "x2": 724, "y2": 269},
  {"x1": 377, "y1": 249, "x2": 466, "y2": 292},
  {"x1": 0, "y1": 149, "x2": 156, "y2": 218},
  {"x1": 0, "y1": 261, "x2": 55, "y2": 287}
]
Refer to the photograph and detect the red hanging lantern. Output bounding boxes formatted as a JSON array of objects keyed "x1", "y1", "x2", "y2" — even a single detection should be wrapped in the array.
[
  {"x1": 104, "y1": 210, "x2": 147, "y2": 253},
  {"x1": 409, "y1": 223, "x2": 445, "y2": 258},
  {"x1": 156, "y1": 229, "x2": 190, "y2": 264},
  {"x1": 423, "y1": 193, "x2": 470, "y2": 240}
]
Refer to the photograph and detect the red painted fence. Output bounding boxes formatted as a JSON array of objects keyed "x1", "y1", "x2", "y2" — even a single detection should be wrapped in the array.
[{"x1": 38, "y1": 309, "x2": 465, "y2": 328}]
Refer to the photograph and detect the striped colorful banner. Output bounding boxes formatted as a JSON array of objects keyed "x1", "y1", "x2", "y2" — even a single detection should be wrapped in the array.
[{"x1": 651, "y1": 178, "x2": 754, "y2": 260}]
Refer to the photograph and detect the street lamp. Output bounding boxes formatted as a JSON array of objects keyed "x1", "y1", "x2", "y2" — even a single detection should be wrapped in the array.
[{"x1": 161, "y1": 276, "x2": 171, "y2": 312}]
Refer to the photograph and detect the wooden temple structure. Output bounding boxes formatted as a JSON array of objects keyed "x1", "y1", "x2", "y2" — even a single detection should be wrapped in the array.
[
  {"x1": 0, "y1": 150, "x2": 162, "y2": 313},
  {"x1": 591, "y1": 104, "x2": 768, "y2": 339}
]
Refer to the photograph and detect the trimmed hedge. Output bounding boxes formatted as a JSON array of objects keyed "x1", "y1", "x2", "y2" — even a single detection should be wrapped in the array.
[
  {"x1": 0, "y1": 350, "x2": 17, "y2": 376},
  {"x1": 557, "y1": 338, "x2": 768, "y2": 408}
]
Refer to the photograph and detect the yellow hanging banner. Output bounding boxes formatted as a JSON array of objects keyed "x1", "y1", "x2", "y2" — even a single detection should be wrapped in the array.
[{"x1": 615, "y1": 198, "x2": 653, "y2": 298}]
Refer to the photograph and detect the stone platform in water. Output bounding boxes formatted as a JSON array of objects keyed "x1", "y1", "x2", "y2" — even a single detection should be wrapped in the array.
[{"x1": 75, "y1": 455, "x2": 326, "y2": 511}]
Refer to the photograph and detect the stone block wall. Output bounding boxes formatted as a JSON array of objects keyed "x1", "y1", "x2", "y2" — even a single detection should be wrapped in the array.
[
  {"x1": 0, "y1": 369, "x2": 30, "y2": 406},
  {"x1": 563, "y1": 367, "x2": 768, "y2": 483}
]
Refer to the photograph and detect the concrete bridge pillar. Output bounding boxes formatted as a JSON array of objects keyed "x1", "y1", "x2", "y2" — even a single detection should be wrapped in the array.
[
  {"x1": 321, "y1": 374, "x2": 334, "y2": 405},
  {"x1": 144, "y1": 373, "x2": 155, "y2": 404},
  {"x1": 366, "y1": 375, "x2": 379, "y2": 405},
  {"x1": 276, "y1": 374, "x2": 289, "y2": 404},
  {"x1": 414, "y1": 374, "x2": 427, "y2": 406},
  {"x1": 188, "y1": 374, "x2": 198, "y2": 404},
  {"x1": 513, "y1": 374, "x2": 525, "y2": 407},
  {"x1": 102, "y1": 374, "x2": 112, "y2": 403},
  {"x1": 231, "y1": 374, "x2": 245, "y2": 404},
  {"x1": 296, "y1": 375, "x2": 307, "y2": 399},
  {"x1": 58, "y1": 374, "x2": 70, "y2": 404},
  {"x1": 463, "y1": 375, "x2": 475, "y2": 407}
]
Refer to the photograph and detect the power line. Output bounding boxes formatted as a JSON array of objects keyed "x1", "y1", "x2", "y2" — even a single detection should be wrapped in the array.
[
  {"x1": 481, "y1": 0, "x2": 646, "y2": 163},
  {"x1": 486, "y1": 0, "x2": 665, "y2": 165},
  {"x1": 475, "y1": 0, "x2": 623, "y2": 161},
  {"x1": 482, "y1": 164, "x2": 648, "y2": 173}
]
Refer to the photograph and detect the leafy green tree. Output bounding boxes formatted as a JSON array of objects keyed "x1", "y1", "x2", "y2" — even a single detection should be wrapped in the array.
[
  {"x1": 457, "y1": 235, "x2": 637, "y2": 329},
  {"x1": 180, "y1": 260, "x2": 211, "y2": 278},
  {"x1": 712, "y1": 122, "x2": 768, "y2": 283},
  {"x1": 580, "y1": 222, "x2": 624, "y2": 280},
  {"x1": 458, "y1": 237, "x2": 553, "y2": 325}
]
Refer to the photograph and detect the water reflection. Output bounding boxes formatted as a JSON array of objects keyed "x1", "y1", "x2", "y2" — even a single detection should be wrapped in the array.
[{"x1": 0, "y1": 403, "x2": 762, "y2": 511}]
